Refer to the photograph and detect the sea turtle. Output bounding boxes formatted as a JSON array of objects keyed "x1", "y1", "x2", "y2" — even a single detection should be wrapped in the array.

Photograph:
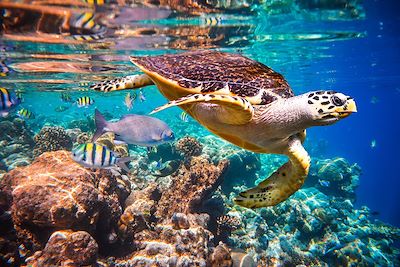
[{"x1": 90, "y1": 50, "x2": 357, "y2": 209}]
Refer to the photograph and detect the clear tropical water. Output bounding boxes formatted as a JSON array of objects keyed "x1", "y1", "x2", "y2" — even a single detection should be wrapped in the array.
[{"x1": 1, "y1": 0, "x2": 400, "y2": 265}]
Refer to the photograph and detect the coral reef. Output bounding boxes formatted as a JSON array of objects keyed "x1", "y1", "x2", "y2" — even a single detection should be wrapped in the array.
[
  {"x1": 227, "y1": 187, "x2": 400, "y2": 266},
  {"x1": 26, "y1": 230, "x2": 98, "y2": 267},
  {"x1": 0, "y1": 151, "x2": 130, "y2": 254},
  {"x1": 1, "y1": 131, "x2": 399, "y2": 266},
  {"x1": 113, "y1": 213, "x2": 225, "y2": 266},
  {"x1": 155, "y1": 156, "x2": 229, "y2": 219},
  {"x1": 175, "y1": 136, "x2": 203, "y2": 158},
  {"x1": 307, "y1": 157, "x2": 361, "y2": 201},
  {"x1": 0, "y1": 117, "x2": 34, "y2": 171},
  {"x1": 33, "y1": 126, "x2": 73, "y2": 157}
]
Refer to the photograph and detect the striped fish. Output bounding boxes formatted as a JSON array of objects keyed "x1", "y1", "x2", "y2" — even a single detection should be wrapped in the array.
[
  {"x1": 72, "y1": 12, "x2": 102, "y2": 32},
  {"x1": 76, "y1": 96, "x2": 95, "y2": 107},
  {"x1": 83, "y1": 0, "x2": 109, "y2": 6},
  {"x1": 0, "y1": 87, "x2": 21, "y2": 117},
  {"x1": 72, "y1": 143, "x2": 132, "y2": 172},
  {"x1": 179, "y1": 111, "x2": 189, "y2": 122},
  {"x1": 17, "y1": 108, "x2": 35, "y2": 119},
  {"x1": 70, "y1": 12, "x2": 106, "y2": 41},
  {"x1": 71, "y1": 33, "x2": 104, "y2": 41},
  {"x1": 203, "y1": 16, "x2": 222, "y2": 26}
]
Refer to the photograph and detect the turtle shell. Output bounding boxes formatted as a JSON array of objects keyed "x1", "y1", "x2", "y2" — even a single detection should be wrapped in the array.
[{"x1": 131, "y1": 50, "x2": 294, "y2": 105}]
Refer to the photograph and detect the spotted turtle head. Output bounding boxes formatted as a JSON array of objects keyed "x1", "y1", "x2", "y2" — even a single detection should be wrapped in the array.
[{"x1": 307, "y1": 91, "x2": 357, "y2": 125}]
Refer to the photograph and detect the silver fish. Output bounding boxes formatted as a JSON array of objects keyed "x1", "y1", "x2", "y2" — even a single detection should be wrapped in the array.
[
  {"x1": 93, "y1": 109, "x2": 175, "y2": 147},
  {"x1": 72, "y1": 143, "x2": 132, "y2": 172}
]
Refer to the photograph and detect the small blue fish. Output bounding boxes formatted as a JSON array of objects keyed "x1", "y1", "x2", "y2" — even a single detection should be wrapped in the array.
[
  {"x1": 0, "y1": 87, "x2": 21, "y2": 117},
  {"x1": 370, "y1": 139, "x2": 377, "y2": 149},
  {"x1": 76, "y1": 96, "x2": 95, "y2": 107},
  {"x1": 17, "y1": 108, "x2": 35, "y2": 119},
  {"x1": 318, "y1": 179, "x2": 330, "y2": 187},
  {"x1": 156, "y1": 159, "x2": 163, "y2": 169},
  {"x1": 93, "y1": 109, "x2": 174, "y2": 147},
  {"x1": 139, "y1": 90, "x2": 146, "y2": 102},
  {"x1": 72, "y1": 143, "x2": 132, "y2": 172}
]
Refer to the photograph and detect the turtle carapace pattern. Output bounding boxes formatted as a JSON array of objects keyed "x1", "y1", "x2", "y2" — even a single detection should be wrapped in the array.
[{"x1": 131, "y1": 51, "x2": 294, "y2": 105}]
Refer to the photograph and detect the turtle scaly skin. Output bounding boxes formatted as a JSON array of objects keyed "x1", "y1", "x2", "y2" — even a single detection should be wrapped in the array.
[{"x1": 91, "y1": 51, "x2": 357, "y2": 208}]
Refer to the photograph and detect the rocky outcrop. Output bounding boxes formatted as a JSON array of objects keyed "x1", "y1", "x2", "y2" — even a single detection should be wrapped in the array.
[
  {"x1": 26, "y1": 230, "x2": 98, "y2": 267},
  {"x1": 0, "y1": 150, "x2": 130, "y2": 252},
  {"x1": 156, "y1": 156, "x2": 229, "y2": 220},
  {"x1": 113, "y1": 213, "x2": 232, "y2": 267}
]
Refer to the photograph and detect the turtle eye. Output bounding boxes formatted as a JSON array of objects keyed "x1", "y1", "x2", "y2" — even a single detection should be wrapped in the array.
[{"x1": 331, "y1": 95, "x2": 344, "y2": 106}]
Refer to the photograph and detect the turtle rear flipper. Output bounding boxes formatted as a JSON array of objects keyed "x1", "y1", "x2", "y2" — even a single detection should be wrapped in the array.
[
  {"x1": 234, "y1": 135, "x2": 310, "y2": 208},
  {"x1": 150, "y1": 93, "x2": 254, "y2": 124},
  {"x1": 90, "y1": 74, "x2": 154, "y2": 92}
]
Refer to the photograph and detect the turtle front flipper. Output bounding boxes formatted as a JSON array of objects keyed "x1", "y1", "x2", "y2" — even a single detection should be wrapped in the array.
[
  {"x1": 150, "y1": 93, "x2": 254, "y2": 124},
  {"x1": 90, "y1": 74, "x2": 154, "y2": 92},
  {"x1": 234, "y1": 135, "x2": 310, "y2": 208}
]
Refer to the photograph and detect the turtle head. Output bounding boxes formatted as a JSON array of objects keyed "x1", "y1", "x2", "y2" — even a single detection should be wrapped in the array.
[{"x1": 306, "y1": 91, "x2": 357, "y2": 125}]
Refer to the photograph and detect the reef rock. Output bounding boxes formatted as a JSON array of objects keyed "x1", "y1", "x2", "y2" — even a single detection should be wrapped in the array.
[
  {"x1": 33, "y1": 126, "x2": 73, "y2": 157},
  {"x1": 26, "y1": 230, "x2": 98, "y2": 267},
  {"x1": 113, "y1": 213, "x2": 231, "y2": 267},
  {"x1": 0, "y1": 150, "x2": 130, "y2": 251},
  {"x1": 118, "y1": 184, "x2": 160, "y2": 240},
  {"x1": 156, "y1": 156, "x2": 229, "y2": 220}
]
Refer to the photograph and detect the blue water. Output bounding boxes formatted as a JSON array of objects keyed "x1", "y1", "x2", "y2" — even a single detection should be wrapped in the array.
[{"x1": 1, "y1": 0, "x2": 400, "y2": 264}]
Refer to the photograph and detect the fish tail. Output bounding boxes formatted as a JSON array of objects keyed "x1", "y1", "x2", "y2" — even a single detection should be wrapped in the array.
[
  {"x1": 93, "y1": 109, "x2": 108, "y2": 142},
  {"x1": 116, "y1": 157, "x2": 133, "y2": 172}
]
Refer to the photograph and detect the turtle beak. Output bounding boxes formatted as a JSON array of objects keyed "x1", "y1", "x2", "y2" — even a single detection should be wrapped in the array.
[{"x1": 336, "y1": 98, "x2": 357, "y2": 118}]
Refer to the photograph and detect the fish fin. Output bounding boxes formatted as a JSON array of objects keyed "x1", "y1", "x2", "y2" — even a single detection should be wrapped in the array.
[
  {"x1": 93, "y1": 109, "x2": 108, "y2": 141},
  {"x1": 116, "y1": 157, "x2": 133, "y2": 172},
  {"x1": 113, "y1": 139, "x2": 127, "y2": 145}
]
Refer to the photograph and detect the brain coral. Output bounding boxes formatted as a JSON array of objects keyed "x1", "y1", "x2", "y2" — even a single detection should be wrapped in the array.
[{"x1": 33, "y1": 126, "x2": 73, "y2": 157}]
